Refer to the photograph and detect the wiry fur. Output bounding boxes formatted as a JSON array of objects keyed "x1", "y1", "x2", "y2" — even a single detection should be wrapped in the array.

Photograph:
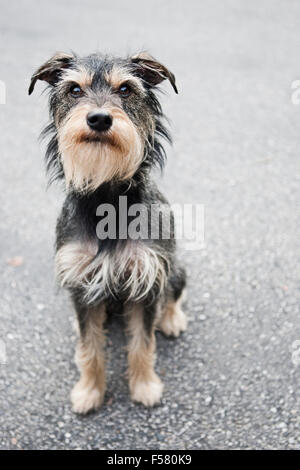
[
  {"x1": 40, "y1": 54, "x2": 170, "y2": 189},
  {"x1": 29, "y1": 50, "x2": 187, "y2": 413},
  {"x1": 58, "y1": 103, "x2": 143, "y2": 192},
  {"x1": 55, "y1": 240, "x2": 169, "y2": 304}
]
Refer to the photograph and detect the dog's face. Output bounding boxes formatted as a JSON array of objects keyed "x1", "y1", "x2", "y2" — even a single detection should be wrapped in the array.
[{"x1": 29, "y1": 52, "x2": 177, "y2": 192}]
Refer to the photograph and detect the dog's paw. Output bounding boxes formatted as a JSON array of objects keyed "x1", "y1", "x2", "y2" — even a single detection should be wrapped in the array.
[
  {"x1": 130, "y1": 375, "x2": 164, "y2": 407},
  {"x1": 159, "y1": 305, "x2": 187, "y2": 337},
  {"x1": 71, "y1": 380, "x2": 104, "y2": 414}
]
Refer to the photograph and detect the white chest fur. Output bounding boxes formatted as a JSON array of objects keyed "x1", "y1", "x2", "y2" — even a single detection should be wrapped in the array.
[{"x1": 55, "y1": 240, "x2": 168, "y2": 304}]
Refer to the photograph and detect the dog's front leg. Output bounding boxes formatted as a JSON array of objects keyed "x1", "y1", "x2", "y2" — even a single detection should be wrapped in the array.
[
  {"x1": 125, "y1": 302, "x2": 163, "y2": 407},
  {"x1": 70, "y1": 299, "x2": 106, "y2": 414}
]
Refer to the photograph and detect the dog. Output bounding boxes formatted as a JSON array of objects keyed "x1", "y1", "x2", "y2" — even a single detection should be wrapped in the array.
[{"x1": 29, "y1": 51, "x2": 187, "y2": 413}]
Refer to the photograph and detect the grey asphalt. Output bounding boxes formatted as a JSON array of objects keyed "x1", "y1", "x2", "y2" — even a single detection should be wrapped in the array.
[{"x1": 0, "y1": 0, "x2": 300, "y2": 450}]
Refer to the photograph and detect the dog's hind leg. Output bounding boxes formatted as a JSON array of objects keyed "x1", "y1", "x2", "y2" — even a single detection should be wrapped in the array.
[
  {"x1": 125, "y1": 301, "x2": 164, "y2": 407},
  {"x1": 158, "y1": 265, "x2": 187, "y2": 337},
  {"x1": 70, "y1": 296, "x2": 107, "y2": 414}
]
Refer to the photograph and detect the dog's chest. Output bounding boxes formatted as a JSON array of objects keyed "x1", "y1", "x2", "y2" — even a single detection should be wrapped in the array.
[{"x1": 55, "y1": 239, "x2": 167, "y2": 304}]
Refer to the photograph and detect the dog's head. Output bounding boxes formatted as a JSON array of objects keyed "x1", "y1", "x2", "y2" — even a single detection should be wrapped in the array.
[{"x1": 29, "y1": 52, "x2": 177, "y2": 192}]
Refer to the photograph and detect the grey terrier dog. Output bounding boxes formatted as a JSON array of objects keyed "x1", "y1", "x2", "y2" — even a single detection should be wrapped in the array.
[{"x1": 29, "y1": 51, "x2": 187, "y2": 413}]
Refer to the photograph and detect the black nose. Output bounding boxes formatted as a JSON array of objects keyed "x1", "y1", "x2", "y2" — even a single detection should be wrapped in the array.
[{"x1": 87, "y1": 111, "x2": 113, "y2": 132}]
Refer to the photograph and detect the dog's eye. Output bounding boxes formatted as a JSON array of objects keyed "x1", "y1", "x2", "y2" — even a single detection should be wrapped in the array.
[
  {"x1": 70, "y1": 84, "x2": 83, "y2": 97},
  {"x1": 118, "y1": 84, "x2": 131, "y2": 98}
]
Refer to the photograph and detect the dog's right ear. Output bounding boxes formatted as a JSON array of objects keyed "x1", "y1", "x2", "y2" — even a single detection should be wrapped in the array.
[
  {"x1": 28, "y1": 52, "x2": 73, "y2": 95},
  {"x1": 131, "y1": 52, "x2": 178, "y2": 94}
]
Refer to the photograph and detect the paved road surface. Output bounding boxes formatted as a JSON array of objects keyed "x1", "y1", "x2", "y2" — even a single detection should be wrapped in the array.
[{"x1": 0, "y1": 0, "x2": 300, "y2": 449}]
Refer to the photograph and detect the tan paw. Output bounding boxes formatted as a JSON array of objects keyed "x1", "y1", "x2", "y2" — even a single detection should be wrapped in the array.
[
  {"x1": 71, "y1": 380, "x2": 104, "y2": 414},
  {"x1": 159, "y1": 306, "x2": 187, "y2": 337},
  {"x1": 130, "y1": 375, "x2": 164, "y2": 407}
]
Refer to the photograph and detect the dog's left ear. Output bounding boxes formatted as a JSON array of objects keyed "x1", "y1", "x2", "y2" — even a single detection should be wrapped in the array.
[
  {"x1": 131, "y1": 52, "x2": 178, "y2": 94},
  {"x1": 28, "y1": 52, "x2": 74, "y2": 95}
]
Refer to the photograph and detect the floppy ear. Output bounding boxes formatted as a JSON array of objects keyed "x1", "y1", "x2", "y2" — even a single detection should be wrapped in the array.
[
  {"x1": 28, "y1": 52, "x2": 73, "y2": 95},
  {"x1": 131, "y1": 52, "x2": 178, "y2": 94}
]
